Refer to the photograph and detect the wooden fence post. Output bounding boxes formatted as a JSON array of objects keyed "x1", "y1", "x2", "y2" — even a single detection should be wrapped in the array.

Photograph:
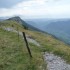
[{"x1": 22, "y1": 32, "x2": 32, "y2": 58}]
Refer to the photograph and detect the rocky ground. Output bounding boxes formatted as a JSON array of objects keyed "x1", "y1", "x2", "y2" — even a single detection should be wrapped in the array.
[{"x1": 44, "y1": 52, "x2": 70, "y2": 70}]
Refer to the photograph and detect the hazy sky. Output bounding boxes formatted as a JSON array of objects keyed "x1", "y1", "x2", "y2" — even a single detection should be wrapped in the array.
[{"x1": 0, "y1": 0, "x2": 70, "y2": 19}]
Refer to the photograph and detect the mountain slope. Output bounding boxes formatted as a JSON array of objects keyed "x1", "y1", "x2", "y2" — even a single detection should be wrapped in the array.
[
  {"x1": 43, "y1": 19, "x2": 70, "y2": 44},
  {"x1": 26, "y1": 19, "x2": 70, "y2": 45},
  {"x1": 8, "y1": 16, "x2": 43, "y2": 32},
  {"x1": 0, "y1": 28, "x2": 44, "y2": 70},
  {"x1": 0, "y1": 19, "x2": 44, "y2": 70},
  {"x1": 0, "y1": 18, "x2": 70, "y2": 70}
]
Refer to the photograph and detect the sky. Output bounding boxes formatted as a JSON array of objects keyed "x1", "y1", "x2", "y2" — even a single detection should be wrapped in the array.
[{"x1": 0, "y1": 0, "x2": 70, "y2": 19}]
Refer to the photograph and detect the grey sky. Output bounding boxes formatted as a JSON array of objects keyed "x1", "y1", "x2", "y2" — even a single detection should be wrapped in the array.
[
  {"x1": 0, "y1": 0, "x2": 25, "y2": 8},
  {"x1": 0, "y1": 0, "x2": 70, "y2": 19}
]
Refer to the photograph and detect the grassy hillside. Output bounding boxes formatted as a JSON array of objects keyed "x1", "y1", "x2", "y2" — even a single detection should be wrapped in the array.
[
  {"x1": 0, "y1": 20, "x2": 25, "y2": 31},
  {"x1": 24, "y1": 30, "x2": 70, "y2": 63},
  {"x1": 0, "y1": 29, "x2": 44, "y2": 70},
  {"x1": 0, "y1": 21, "x2": 45, "y2": 70},
  {"x1": 0, "y1": 20, "x2": 70, "y2": 70}
]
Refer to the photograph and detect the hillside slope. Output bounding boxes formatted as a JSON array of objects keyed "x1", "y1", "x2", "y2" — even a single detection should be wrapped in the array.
[
  {"x1": 0, "y1": 21, "x2": 44, "y2": 70},
  {"x1": 0, "y1": 18, "x2": 70, "y2": 70},
  {"x1": 8, "y1": 16, "x2": 43, "y2": 32},
  {"x1": 44, "y1": 19, "x2": 70, "y2": 44},
  {"x1": 25, "y1": 19, "x2": 70, "y2": 45}
]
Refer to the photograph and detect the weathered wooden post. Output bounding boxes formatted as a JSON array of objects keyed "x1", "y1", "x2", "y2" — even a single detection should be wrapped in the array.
[{"x1": 22, "y1": 32, "x2": 32, "y2": 58}]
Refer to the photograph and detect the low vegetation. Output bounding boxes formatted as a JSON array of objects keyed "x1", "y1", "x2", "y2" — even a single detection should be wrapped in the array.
[
  {"x1": 25, "y1": 30, "x2": 70, "y2": 63},
  {"x1": 0, "y1": 20, "x2": 70, "y2": 70},
  {"x1": 0, "y1": 28, "x2": 45, "y2": 70}
]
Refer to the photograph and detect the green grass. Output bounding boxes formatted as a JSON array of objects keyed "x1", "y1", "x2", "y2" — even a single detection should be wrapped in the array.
[
  {"x1": 0, "y1": 20, "x2": 25, "y2": 32},
  {"x1": 0, "y1": 20, "x2": 70, "y2": 70},
  {"x1": 25, "y1": 30, "x2": 70, "y2": 63},
  {"x1": 0, "y1": 28, "x2": 44, "y2": 70}
]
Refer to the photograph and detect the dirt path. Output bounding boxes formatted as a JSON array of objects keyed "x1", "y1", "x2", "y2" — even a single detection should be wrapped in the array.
[{"x1": 44, "y1": 52, "x2": 70, "y2": 70}]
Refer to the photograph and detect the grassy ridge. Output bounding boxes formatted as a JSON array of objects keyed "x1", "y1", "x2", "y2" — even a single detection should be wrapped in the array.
[
  {"x1": 24, "y1": 30, "x2": 70, "y2": 63},
  {"x1": 0, "y1": 20, "x2": 25, "y2": 31},
  {"x1": 0, "y1": 20, "x2": 70, "y2": 70},
  {"x1": 0, "y1": 28, "x2": 44, "y2": 70}
]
